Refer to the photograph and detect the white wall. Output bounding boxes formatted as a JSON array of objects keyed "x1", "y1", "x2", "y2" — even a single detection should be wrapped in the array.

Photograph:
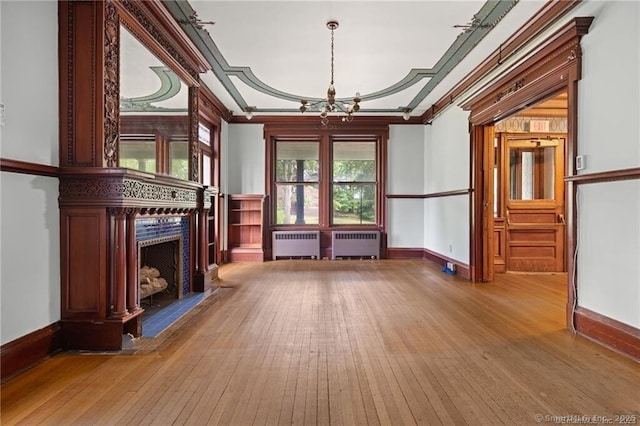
[
  {"x1": 423, "y1": 106, "x2": 471, "y2": 264},
  {"x1": 387, "y1": 125, "x2": 425, "y2": 248},
  {"x1": 226, "y1": 123, "x2": 265, "y2": 195},
  {"x1": 0, "y1": 1, "x2": 60, "y2": 345},
  {"x1": 0, "y1": 1, "x2": 58, "y2": 165},
  {"x1": 1, "y1": 174, "x2": 60, "y2": 344},
  {"x1": 575, "y1": 0, "x2": 640, "y2": 328}
]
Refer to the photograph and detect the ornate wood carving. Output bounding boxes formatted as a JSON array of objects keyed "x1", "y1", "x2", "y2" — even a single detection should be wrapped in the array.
[
  {"x1": 61, "y1": 1, "x2": 100, "y2": 167},
  {"x1": 104, "y1": 1, "x2": 120, "y2": 166},
  {"x1": 118, "y1": 0, "x2": 198, "y2": 81},
  {"x1": 59, "y1": 177, "x2": 198, "y2": 204},
  {"x1": 190, "y1": 85, "x2": 200, "y2": 182},
  {"x1": 495, "y1": 78, "x2": 525, "y2": 103},
  {"x1": 64, "y1": 2, "x2": 75, "y2": 166}
]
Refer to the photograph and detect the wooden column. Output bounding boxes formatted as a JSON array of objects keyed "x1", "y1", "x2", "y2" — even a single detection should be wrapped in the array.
[
  {"x1": 198, "y1": 208, "x2": 210, "y2": 274},
  {"x1": 109, "y1": 208, "x2": 128, "y2": 318},
  {"x1": 126, "y1": 210, "x2": 140, "y2": 314}
]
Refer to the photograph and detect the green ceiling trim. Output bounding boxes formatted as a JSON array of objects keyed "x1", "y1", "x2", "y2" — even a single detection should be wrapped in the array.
[
  {"x1": 164, "y1": 0, "x2": 519, "y2": 114},
  {"x1": 120, "y1": 66, "x2": 188, "y2": 113}
]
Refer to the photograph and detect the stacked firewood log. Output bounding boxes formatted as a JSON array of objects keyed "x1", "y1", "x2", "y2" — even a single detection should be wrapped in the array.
[{"x1": 139, "y1": 266, "x2": 168, "y2": 299}]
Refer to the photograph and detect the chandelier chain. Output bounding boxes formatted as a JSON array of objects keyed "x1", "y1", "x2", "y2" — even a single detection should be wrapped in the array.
[{"x1": 330, "y1": 26, "x2": 335, "y2": 85}]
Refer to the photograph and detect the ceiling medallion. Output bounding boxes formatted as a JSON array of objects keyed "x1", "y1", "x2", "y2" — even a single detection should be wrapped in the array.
[{"x1": 300, "y1": 21, "x2": 361, "y2": 126}]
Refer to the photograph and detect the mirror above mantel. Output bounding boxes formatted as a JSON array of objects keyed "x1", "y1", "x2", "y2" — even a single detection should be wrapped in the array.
[{"x1": 119, "y1": 25, "x2": 190, "y2": 180}]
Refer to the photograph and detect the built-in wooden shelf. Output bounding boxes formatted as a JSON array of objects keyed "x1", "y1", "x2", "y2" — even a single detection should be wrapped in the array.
[{"x1": 228, "y1": 194, "x2": 266, "y2": 262}]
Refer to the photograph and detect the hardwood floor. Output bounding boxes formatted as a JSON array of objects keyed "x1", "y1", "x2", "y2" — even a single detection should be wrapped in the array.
[{"x1": 2, "y1": 260, "x2": 639, "y2": 425}]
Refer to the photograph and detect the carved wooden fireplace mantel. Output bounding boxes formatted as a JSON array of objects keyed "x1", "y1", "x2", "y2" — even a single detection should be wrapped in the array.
[
  {"x1": 58, "y1": 168, "x2": 216, "y2": 350},
  {"x1": 57, "y1": 0, "x2": 218, "y2": 350}
]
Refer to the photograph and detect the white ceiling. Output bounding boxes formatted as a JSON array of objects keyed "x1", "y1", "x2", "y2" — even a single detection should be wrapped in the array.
[{"x1": 161, "y1": 0, "x2": 550, "y2": 120}]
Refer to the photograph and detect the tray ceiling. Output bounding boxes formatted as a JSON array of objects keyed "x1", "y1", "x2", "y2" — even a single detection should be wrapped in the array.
[{"x1": 160, "y1": 0, "x2": 549, "y2": 121}]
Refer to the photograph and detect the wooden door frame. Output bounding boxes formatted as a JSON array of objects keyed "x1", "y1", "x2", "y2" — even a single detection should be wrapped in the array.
[{"x1": 462, "y1": 18, "x2": 592, "y2": 327}]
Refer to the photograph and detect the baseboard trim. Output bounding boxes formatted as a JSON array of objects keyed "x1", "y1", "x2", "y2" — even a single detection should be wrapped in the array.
[
  {"x1": 386, "y1": 247, "x2": 425, "y2": 259},
  {"x1": 574, "y1": 307, "x2": 640, "y2": 362},
  {"x1": 1, "y1": 323, "x2": 63, "y2": 383},
  {"x1": 387, "y1": 247, "x2": 470, "y2": 279}
]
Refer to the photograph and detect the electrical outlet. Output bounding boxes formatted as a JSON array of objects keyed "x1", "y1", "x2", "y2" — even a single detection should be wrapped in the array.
[{"x1": 576, "y1": 155, "x2": 586, "y2": 171}]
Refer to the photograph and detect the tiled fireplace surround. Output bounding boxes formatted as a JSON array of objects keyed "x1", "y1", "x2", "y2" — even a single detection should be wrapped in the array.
[
  {"x1": 137, "y1": 216, "x2": 191, "y2": 298},
  {"x1": 58, "y1": 169, "x2": 217, "y2": 351}
]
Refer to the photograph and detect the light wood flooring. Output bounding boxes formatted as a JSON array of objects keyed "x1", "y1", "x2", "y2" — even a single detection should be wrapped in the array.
[{"x1": 2, "y1": 259, "x2": 639, "y2": 425}]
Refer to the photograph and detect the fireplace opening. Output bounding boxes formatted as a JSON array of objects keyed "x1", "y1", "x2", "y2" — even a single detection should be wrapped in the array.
[{"x1": 139, "y1": 236, "x2": 183, "y2": 317}]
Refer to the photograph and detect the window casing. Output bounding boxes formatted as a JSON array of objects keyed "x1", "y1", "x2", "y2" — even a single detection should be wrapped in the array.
[{"x1": 269, "y1": 128, "x2": 385, "y2": 229}]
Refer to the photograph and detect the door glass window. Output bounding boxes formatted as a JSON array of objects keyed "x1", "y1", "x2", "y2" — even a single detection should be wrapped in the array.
[{"x1": 509, "y1": 144, "x2": 555, "y2": 200}]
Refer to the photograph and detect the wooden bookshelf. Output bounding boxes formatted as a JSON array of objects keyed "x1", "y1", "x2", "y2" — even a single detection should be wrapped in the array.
[{"x1": 228, "y1": 194, "x2": 266, "y2": 262}]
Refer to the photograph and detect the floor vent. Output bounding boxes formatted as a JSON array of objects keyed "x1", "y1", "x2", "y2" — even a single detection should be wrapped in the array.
[
  {"x1": 272, "y1": 231, "x2": 320, "y2": 260},
  {"x1": 332, "y1": 231, "x2": 380, "y2": 259}
]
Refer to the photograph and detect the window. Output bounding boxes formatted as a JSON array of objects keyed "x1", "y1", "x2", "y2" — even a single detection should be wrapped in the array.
[
  {"x1": 119, "y1": 135, "x2": 156, "y2": 173},
  {"x1": 332, "y1": 141, "x2": 376, "y2": 224},
  {"x1": 269, "y1": 128, "x2": 385, "y2": 229},
  {"x1": 169, "y1": 137, "x2": 189, "y2": 180},
  {"x1": 119, "y1": 116, "x2": 188, "y2": 177},
  {"x1": 508, "y1": 141, "x2": 557, "y2": 200},
  {"x1": 198, "y1": 121, "x2": 218, "y2": 186},
  {"x1": 274, "y1": 140, "x2": 320, "y2": 225}
]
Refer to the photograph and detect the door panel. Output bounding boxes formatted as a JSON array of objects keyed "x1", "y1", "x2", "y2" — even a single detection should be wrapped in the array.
[{"x1": 493, "y1": 217, "x2": 506, "y2": 273}]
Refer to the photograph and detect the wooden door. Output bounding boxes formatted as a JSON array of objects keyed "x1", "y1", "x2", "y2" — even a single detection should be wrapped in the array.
[{"x1": 503, "y1": 135, "x2": 566, "y2": 272}]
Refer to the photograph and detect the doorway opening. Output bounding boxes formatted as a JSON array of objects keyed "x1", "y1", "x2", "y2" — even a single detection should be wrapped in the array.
[{"x1": 491, "y1": 92, "x2": 568, "y2": 273}]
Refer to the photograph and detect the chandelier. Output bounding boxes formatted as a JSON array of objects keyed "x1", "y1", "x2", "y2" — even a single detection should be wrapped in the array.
[{"x1": 300, "y1": 21, "x2": 361, "y2": 125}]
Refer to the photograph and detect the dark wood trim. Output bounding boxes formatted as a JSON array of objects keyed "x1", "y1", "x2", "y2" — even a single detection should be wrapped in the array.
[
  {"x1": 114, "y1": 0, "x2": 209, "y2": 85},
  {"x1": 386, "y1": 189, "x2": 471, "y2": 199},
  {"x1": 463, "y1": 17, "x2": 594, "y2": 124},
  {"x1": 564, "y1": 167, "x2": 640, "y2": 185},
  {"x1": 574, "y1": 307, "x2": 640, "y2": 362},
  {"x1": 421, "y1": 0, "x2": 582, "y2": 124},
  {"x1": 200, "y1": 84, "x2": 233, "y2": 123},
  {"x1": 471, "y1": 125, "x2": 484, "y2": 282},
  {"x1": 423, "y1": 248, "x2": 471, "y2": 280},
  {"x1": 386, "y1": 248, "x2": 471, "y2": 280},
  {"x1": 0, "y1": 158, "x2": 59, "y2": 177},
  {"x1": 1, "y1": 323, "x2": 63, "y2": 384},
  {"x1": 230, "y1": 114, "x2": 422, "y2": 126},
  {"x1": 386, "y1": 248, "x2": 426, "y2": 259}
]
